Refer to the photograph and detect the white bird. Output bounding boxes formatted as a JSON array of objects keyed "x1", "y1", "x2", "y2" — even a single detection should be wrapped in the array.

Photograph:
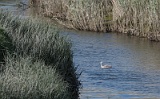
[{"x1": 100, "y1": 61, "x2": 112, "y2": 69}]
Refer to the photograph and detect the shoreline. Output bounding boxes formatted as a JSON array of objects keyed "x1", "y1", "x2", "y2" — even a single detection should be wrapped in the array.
[
  {"x1": 0, "y1": 11, "x2": 80, "y2": 99},
  {"x1": 29, "y1": 0, "x2": 160, "y2": 41}
]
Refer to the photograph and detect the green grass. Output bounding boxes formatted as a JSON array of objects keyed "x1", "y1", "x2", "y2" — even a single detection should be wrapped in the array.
[
  {"x1": 0, "y1": 55, "x2": 70, "y2": 99},
  {"x1": 0, "y1": 27, "x2": 14, "y2": 63},
  {"x1": 0, "y1": 10, "x2": 79, "y2": 99}
]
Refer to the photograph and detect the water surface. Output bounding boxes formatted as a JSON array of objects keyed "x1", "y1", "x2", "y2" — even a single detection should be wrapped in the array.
[{"x1": 62, "y1": 30, "x2": 160, "y2": 99}]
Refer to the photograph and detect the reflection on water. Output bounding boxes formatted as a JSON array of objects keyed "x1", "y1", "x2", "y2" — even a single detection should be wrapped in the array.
[
  {"x1": 1, "y1": 1, "x2": 160, "y2": 99},
  {"x1": 0, "y1": 0, "x2": 38, "y2": 17},
  {"x1": 0, "y1": 0, "x2": 17, "y2": 10}
]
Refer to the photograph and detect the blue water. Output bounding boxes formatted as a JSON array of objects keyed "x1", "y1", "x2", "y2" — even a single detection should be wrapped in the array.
[{"x1": 62, "y1": 30, "x2": 160, "y2": 99}]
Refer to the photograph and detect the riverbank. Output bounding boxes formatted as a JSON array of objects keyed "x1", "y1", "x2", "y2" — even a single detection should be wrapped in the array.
[
  {"x1": 0, "y1": 11, "x2": 79, "y2": 99},
  {"x1": 29, "y1": 0, "x2": 160, "y2": 41}
]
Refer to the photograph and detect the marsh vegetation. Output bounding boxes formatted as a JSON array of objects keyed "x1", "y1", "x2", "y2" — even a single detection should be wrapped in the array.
[
  {"x1": 30, "y1": 0, "x2": 160, "y2": 41},
  {"x1": 0, "y1": 11, "x2": 79, "y2": 99}
]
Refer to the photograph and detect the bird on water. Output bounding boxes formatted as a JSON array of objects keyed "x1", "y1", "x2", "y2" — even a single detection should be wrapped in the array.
[{"x1": 100, "y1": 61, "x2": 112, "y2": 69}]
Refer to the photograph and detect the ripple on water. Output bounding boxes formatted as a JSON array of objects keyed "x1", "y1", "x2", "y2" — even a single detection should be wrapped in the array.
[{"x1": 71, "y1": 32, "x2": 160, "y2": 99}]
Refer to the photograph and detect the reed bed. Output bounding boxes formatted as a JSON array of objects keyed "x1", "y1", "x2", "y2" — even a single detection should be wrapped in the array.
[
  {"x1": 30, "y1": 0, "x2": 160, "y2": 41},
  {"x1": 113, "y1": 0, "x2": 160, "y2": 41},
  {"x1": 64, "y1": 0, "x2": 110, "y2": 32},
  {"x1": 30, "y1": 0, "x2": 112, "y2": 32},
  {"x1": 0, "y1": 11, "x2": 79, "y2": 99}
]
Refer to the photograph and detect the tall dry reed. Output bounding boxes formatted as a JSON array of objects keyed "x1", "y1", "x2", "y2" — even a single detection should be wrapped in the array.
[
  {"x1": 112, "y1": 0, "x2": 160, "y2": 41},
  {"x1": 30, "y1": 0, "x2": 160, "y2": 41},
  {"x1": 30, "y1": 0, "x2": 112, "y2": 32}
]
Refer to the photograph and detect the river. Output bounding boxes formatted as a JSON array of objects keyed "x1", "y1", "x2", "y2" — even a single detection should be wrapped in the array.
[{"x1": 1, "y1": 1, "x2": 160, "y2": 99}]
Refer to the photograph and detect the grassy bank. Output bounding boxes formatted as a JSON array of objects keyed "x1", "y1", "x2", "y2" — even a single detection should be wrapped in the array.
[
  {"x1": 113, "y1": 0, "x2": 160, "y2": 41},
  {"x1": 0, "y1": 55, "x2": 70, "y2": 99},
  {"x1": 0, "y1": 11, "x2": 79, "y2": 99},
  {"x1": 29, "y1": 0, "x2": 112, "y2": 32},
  {"x1": 30, "y1": 0, "x2": 160, "y2": 41}
]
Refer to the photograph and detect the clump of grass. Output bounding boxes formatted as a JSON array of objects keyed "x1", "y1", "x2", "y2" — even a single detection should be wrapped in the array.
[
  {"x1": 65, "y1": 0, "x2": 111, "y2": 32},
  {"x1": 29, "y1": 0, "x2": 112, "y2": 32},
  {"x1": 112, "y1": 0, "x2": 160, "y2": 41},
  {"x1": 0, "y1": 55, "x2": 70, "y2": 99},
  {"x1": 0, "y1": 10, "x2": 80, "y2": 99},
  {"x1": 0, "y1": 27, "x2": 14, "y2": 63}
]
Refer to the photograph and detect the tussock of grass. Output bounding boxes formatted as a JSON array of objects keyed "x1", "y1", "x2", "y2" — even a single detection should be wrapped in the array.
[
  {"x1": 0, "y1": 10, "x2": 79, "y2": 99},
  {"x1": 0, "y1": 55, "x2": 70, "y2": 99},
  {"x1": 0, "y1": 11, "x2": 70, "y2": 67}
]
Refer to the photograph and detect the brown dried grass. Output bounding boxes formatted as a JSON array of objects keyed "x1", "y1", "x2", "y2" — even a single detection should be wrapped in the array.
[
  {"x1": 30, "y1": 0, "x2": 160, "y2": 41},
  {"x1": 30, "y1": 0, "x2": 112, "y2": 32},
  {"x1": 112, "y1": 0, "x2": 160, "y2": 41}
]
